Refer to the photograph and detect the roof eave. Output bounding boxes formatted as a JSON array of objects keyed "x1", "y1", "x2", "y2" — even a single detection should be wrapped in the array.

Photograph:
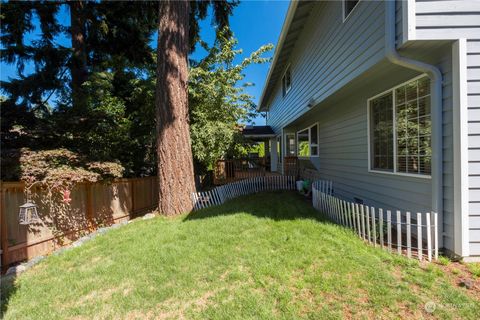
[{"x1": 257, "y1": 1, "x2": 299, "y2": 112}]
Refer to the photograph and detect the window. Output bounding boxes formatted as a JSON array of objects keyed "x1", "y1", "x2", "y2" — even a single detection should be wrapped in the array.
[
  {"x1": 285, "y1": 133, "x2": 296, "y2": 156},
  {"x1": 276, "y1": 136, "x2": 282, "y2": 163},
  {"x1": 343, "y1": 0, "x2": 360, "y2": 21},
  {"x1": 368, "y1": 76, "x2": 431, "y2": 176},
  {"x1": 282, "y1": 66, "x2": 292, "y2": 97},
  {"x1": 296, "y1": 123, "x2": 319, "y2": 158}
]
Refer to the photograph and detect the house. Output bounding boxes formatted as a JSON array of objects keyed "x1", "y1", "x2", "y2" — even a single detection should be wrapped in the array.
[{"x1": 259, "y1": 0, "x2": 480, "y2": 261}]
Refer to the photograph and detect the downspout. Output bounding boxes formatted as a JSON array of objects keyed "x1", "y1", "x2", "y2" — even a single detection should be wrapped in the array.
[{"x1": 385, "y1": 1, "x2": 443, "y2": 246}]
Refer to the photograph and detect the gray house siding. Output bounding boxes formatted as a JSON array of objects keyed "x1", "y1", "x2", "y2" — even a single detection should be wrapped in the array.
[
  {"x1": 415, "y1": 0, "x2": 480, "y2": 40},
  {"x1": 267, "y1": 0, "x2": 385, "y2": 134},
  {"x1": 263, "y1": 0, "x2": 477, "y2": 256},
  {"x1": 292, "y1": 82, "x2": 432, "y2": 217},
  {"x1": 412, "y1": 0, "x2": 480, "y2": 255},
  {"x1": 468, "y1": 40, "x2": 480, "y2": 255}
]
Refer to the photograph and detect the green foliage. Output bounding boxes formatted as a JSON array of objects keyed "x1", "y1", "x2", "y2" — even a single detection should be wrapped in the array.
[
  {"x1": 437, "y1": 256, "x2": 451, "y2": 266},
  {"x1": 189, "y1": 30, "x2": 273, "y2": 173},
  {"x1": 19, "y1": 148, "x2": 123, "y2": 192},
  {"x1": 467, "y1": 263, "x2": 480, "y2": 278}
]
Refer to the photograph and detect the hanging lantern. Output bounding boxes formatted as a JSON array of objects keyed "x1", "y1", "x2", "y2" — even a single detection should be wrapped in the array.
[{"x1": 18, "y1": 202, "x2": 40, "y2": 225}]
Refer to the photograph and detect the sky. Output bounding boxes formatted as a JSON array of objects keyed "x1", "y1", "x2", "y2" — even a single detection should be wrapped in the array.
[{"x1": 0, "y1": 0, "x2": 290, "y2": 125}]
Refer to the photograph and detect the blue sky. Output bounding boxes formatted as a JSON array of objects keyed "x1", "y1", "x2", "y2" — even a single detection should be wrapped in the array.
[{"x1": 0, "y1": 0, "x2": 290, "y2": 125}]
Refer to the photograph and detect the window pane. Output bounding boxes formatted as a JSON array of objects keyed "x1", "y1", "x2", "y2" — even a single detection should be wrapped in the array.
[
  {"x1": 395, "y1": 76, "x2": 431, "y2": 175},
  {"x1": 406, "y1": 81, "x2": 418, "y2": 102},
  {"x1": 310, "y1": 124, "x2": 318, "y2": 145},
  {"x1": 418, "y1": 77, "x2": 430, "y2": 97},
  {"x1": 285, "y1": 134, "x2": 296, "y2": 156},
  {"x1": 286, "y1": 68, "x2": 291, "y2": 89},
  {"x1": 297, "y1": 129, "x2": 309, "y2": 157},
  {"x1": 344, "y1": 0, "x2": 360, "y2": 17},
  {"x1": 395, "y1": 87, "x2": 405, "y2": 105},
  {"x1": 370, "y1": 92, "x2": 393, "y2": 171}
]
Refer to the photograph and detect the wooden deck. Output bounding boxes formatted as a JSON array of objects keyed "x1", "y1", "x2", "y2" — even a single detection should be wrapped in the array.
[{"x1": 213, "y1": 159, "x2": 281, "y2": 185}]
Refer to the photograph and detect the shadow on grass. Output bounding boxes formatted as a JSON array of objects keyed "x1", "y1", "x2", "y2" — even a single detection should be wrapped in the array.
[
  {"x1": 184, "y1": 191, "x2": 332, "y2": 223},
  {"x1": 1, "y1": 274, "x2": 17, "y2": 318}
]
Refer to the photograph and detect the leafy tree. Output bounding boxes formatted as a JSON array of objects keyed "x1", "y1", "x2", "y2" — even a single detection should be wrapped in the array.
[
  {"x1": 189, "y1": 31, "x2": 272, "y2": 174},
  {"x1": 1, "y1": 1, "x2": 158, "y2": 180}
]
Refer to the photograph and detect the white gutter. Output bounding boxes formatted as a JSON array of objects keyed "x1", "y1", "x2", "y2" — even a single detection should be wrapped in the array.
[
  {"x1": 385, "y1": 1, "x2": 443, "y2": 247},
  {"x1": 258, "y1": 0, "x2": 299, "y2": 111}
]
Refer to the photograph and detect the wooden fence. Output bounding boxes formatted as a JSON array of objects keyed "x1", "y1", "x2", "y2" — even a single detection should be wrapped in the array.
[
  {"x1": 0, "y1": 176, "x2": 158, "y2": 269},
  {"x1": 192, "y1": 175, "x2": 296, "y2": 210},
  {"x1": 312, "y1": 180, "x2": 439, "y2": 262}
]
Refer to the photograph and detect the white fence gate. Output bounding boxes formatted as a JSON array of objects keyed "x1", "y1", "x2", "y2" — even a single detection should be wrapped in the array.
[
  {"x1": 312, "y1": 180, "x2": 439, "y2": 262},
  {"x1": 191, "y1": 176, "x2": 296, "y2": 210}
]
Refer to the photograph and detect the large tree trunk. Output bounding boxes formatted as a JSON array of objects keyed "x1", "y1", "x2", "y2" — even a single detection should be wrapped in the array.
[
  {"x1": 155, "y1": 0, "x2": 195, "y2": 215},
  {"x1": 70, "y1": 1, "x2": 88, "y2": 112}
]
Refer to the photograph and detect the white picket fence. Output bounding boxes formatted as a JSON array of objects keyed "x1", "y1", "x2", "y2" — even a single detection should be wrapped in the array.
[
  {"x1": 312, "y1": 180, "x2": 439, "y2": 262},
  {"x1": 191, "y1": 175, "x2": 296, "y2": 210}
]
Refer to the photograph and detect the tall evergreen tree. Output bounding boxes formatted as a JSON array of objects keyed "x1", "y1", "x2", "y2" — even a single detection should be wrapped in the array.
[{"x1": 155, "y1": 0, "x2": 237, "y2": 215}]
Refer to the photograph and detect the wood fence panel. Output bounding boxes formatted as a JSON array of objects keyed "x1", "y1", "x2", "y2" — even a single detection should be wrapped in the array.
[{"x1": 1, "y1": 177, "x2": 158, "y2": 270}]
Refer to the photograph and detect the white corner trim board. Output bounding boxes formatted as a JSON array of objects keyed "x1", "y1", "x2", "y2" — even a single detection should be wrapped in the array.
[
  {"x1": 401, "y1": 0, "x2": 416, "y2": 45},
  {"x1": 452, "y1": 39, "x2": 470, "y2": 257}
]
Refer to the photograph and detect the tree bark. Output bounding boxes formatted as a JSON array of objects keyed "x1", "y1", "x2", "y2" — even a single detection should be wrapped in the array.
[
  {"x1": 70, "y1": 1, "x2": 88, "y2": 112},
  {"x1": 155, "y1": 0, "x2": 195, "y2": 215}
]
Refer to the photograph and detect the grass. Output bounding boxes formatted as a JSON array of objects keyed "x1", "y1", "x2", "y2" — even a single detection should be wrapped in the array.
[{"x1": 1, "y1": 191, "x2": 479, "y2": 319}]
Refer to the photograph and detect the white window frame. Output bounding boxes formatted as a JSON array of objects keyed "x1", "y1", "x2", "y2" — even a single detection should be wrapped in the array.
[
  {"x1": 367, "y1": 74, "x2": 431, "y2": 179},
  {"x1": 296, "y1": 123, "x2": 319, "y2": 159},
  {"x1": 342, "y1": 0, "x2": 361, "y2": 22},
  {"x1": 282, "y1": 65, "x2": 292, "y2": 97}
]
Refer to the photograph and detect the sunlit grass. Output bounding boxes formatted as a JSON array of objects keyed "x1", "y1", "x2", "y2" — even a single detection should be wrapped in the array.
[{"x1": 1, "y1": 192, "x2": 479, "y2": 319}]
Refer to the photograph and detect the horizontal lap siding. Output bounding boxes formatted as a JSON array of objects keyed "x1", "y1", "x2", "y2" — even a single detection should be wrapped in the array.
[
  {"x1": 468, "y1": 39, "x2": 480, "y2": 255},
  {"x1": 415, "y1": 0, "x2": 480, "y2": 255},
  {"x1": 314, "y1": 97, "x2": 432, "y2": 217},
  {"x1": 415, "y1": 1, "x2": 480, "y2": 40},
  {"x1": 267, "y1": 1, "x2": 385, "y2": 133}
]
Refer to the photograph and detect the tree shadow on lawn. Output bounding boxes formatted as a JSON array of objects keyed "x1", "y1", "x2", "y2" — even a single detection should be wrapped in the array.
[
  {"x1": 184, "y1": 191, "x2": 332, "y2": 223},
  {"x1": 1, "y1": 274, "x2": 17, "y2": 318}
]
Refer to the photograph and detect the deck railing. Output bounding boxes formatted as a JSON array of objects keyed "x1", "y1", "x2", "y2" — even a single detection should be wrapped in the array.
[
  {"x1": 312, "y1": 180, "x2": 439, "y2": 262},
  {"x1": 192, "y1": 175, "x2": 296, "y2": 210},
  {"x1": 213, "y1": 158, "x2": 268, "y2": 185}
]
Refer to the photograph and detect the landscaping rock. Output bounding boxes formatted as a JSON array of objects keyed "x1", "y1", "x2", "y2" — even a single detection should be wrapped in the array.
[
  {"x1": 142, "y1": 213, "x2": 156, "y2": 220},
  {"x1": 2, "y1": 218, "x2": 131, "y2": 277},
  {"x1": 459, "y1": 278, "x2": 473, "y2": 289},
  {"x1": 6, "y1": 264, "x2": 26, "y2": 276},
  {"x1": 24, "y1": 255, "x2": 45, "y2": 268}
]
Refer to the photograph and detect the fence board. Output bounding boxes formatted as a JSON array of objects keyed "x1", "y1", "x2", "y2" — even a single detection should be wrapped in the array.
[
  {"x1": 397, "y1": 210, "x2": 402, "y2": 255},
  {"x1": 406, "y1": 212, "x2": 412, "y2": 258},
  {"x1": 310, "y1": 180, "x2": 438, "y2": 262},
  {"x1": 1, "y1": 176, "x2": 158, "y2": 269},
  {"x1": 417, "y1": 213, "x2": 423, "y2": 261}
]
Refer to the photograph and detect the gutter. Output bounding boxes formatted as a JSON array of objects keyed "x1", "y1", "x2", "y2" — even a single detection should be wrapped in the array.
[
  {"x1": 385, "y1": 1, "x2": 443, "y2": 246},
  {"x1": 258, "y1": 1, "x2": 299, "y2": 111}
]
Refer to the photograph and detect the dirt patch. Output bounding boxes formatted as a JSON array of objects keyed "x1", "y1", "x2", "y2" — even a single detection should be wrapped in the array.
[{"x1": 434, "y1": 261, "x2": 480, "y2": 300}]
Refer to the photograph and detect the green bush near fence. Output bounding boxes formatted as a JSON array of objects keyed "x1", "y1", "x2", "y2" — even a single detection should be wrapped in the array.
[{"x1": 1, "y1": 192, "x2": 479, "y2": 319}]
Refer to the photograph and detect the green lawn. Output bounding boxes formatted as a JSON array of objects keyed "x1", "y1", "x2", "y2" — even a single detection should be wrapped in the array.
[{"x1": 1, "y1": 192, "x2": 479, "y2": 319}]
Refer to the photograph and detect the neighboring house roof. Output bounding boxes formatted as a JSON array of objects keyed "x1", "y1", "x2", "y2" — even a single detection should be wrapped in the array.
[
  {"x1": 241, "y1": 125, "x2": 276, "y2": 138},
  {"x1": 258, "y1": 1, "x2": 314, "y2": 111}
]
